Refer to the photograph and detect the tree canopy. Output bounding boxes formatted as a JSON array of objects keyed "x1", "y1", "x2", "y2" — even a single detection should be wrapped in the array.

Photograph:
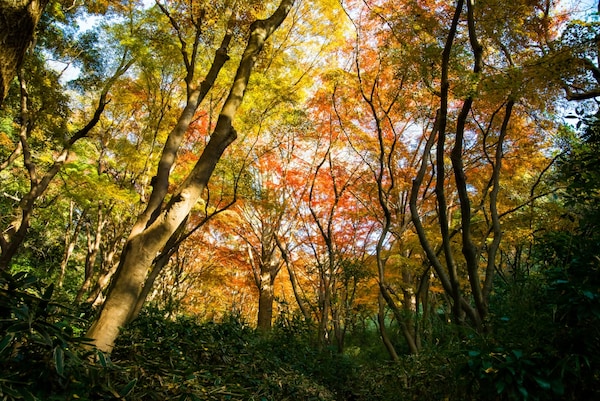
[{"x1": 1, "y1": 0, "x2": 599, "y2": 399}]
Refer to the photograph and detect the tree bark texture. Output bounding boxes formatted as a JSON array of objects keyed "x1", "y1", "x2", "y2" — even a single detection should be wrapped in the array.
[
  {"x1": 257, "y1": 270, "x2": 275, "y2": 331},
  {"x1": 0, "y1": 0, "x2": 48, "y2": 106}
]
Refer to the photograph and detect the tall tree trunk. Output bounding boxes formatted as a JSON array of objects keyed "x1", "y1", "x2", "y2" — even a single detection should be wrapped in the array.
[
  {"x1": 332, "y1": 303, "x2": 344, "y2": 353},
  {"x1": 76, "y1": 205, "x2": 106, "y2": 303},
  {"x1": 0, "y1": 0, "x2": 48, "y2": 107},
  {"x1": 243, "y1": 217, "x2": 281, "y2": 332},
  {"x1": 257, "y1": 269, "x2": 275, "y2": 331},
  {"x1": 318, "y1": 275, "x2": 331, "y2": 344},
  {"x1": 86, "y1": 225, "x2": 124, "y2": 307},
  {"x1": 86, "y1": 0, "x2": 296, "y2": 353},
  {"x1": 408, "y1": 0, "x2": 486, "y2": 327},
  {"x1": 448, "y1": 0, "x2": 485, "y2": 328}
]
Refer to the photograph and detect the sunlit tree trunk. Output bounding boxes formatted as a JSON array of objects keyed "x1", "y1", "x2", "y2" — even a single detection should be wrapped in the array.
[
  {"x1": 257, "y1": 266, "x2": 276, "y2": 331},
  {"x1": 331, "y1": 298, "x2": 344, "y2": 352},
  {"x1": 276, "y1": 238, "x2": 311, "y2": 320},
  {"x1": 317, "y1": 272, "x2": 331, "y2": 344},
  {"x1": 129, "y1": 216, "x2": 187, "y2": 321},
  {"x1": 86, "y1": 222, "x2": 127, "y2": 307},
  {"x1": 86, "y1": 0, "x2": 296, "y2": 352},
  {"x1": 238, "y1": 201, "x2": 285, "y2": 332}
]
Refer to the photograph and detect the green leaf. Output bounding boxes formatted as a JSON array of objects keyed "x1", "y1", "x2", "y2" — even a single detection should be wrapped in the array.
[
  {"x1": 495, "y1": 380, "x2": 506, "y2": 394},
  {"x1": 0, "y1": 333, "x2": 15, "y2": 355},
  {"x1": 7, "y1": 322, "x2": 30, "y2": 333},
  {"x1": 17, "y1": 387, "x2": 38, "y2": 401},
  {"x1": 42, "y1": 283, "x2": 55, "y2": 301},
  {"x1": 534, "y1": 376, "x2": 551, "y2": 390},
  {"x1": 119, "y1": 378, "x2": 137, "y2": 397},
  {"x1": 97, "y1": 350, "x2": 108, "y2": 367},
  {"x1": 14, "y1": 273, "x2": 38, "y2": 289},
  {"x1": 512, "y1": 349, "x2": 523, "y2": 360},
  {"x1": 54, "y1": 346, "x2": 65, "y2": 377}
]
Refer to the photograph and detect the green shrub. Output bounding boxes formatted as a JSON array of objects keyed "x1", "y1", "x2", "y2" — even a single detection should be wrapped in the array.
[
  {"x1": 112, "y1": 308, "x2": 344, "y2": 400},
  {"x1": 0, "y1": 271, "x2": 133, "y2": 400},
  {"x1": 350, "y1": 349, "x2": 464, "y2": 401},
  {"x1": 463, "y1": 346, "x2": 564, "y2": 401},
  {"x1": 460, "y1": 231, "x2": 600, "y2": 401}
]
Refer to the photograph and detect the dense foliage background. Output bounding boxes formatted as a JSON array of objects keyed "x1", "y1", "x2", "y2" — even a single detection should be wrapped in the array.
[{"x1": 1, "y1": 0, "x2": 599, "y2": 399}]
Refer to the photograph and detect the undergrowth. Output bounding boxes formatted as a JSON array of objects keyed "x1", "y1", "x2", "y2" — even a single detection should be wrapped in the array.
[{"x1": 1, "y1": 269, "x2": 598, "y2": 400}]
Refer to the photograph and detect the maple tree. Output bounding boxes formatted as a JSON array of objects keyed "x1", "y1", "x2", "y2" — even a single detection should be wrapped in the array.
[
  {"x1": 97, "y1": 0, "x2": 348, "y2": 335},
  {"x1": 330, "y1": 0, "x2": 570, "y2": 333},
  {"x1": 85, "y1": 0, "x2": 297, "y2": 352},
  {"x1": 234, "y1": 173, "x2": 290, "y2": 330},
  {"x1": 273, "y1": 87, "x2": 377, "y2": 350},
  {"x1": 1, "y1": 3, "x2": 598, "y2": 395}
]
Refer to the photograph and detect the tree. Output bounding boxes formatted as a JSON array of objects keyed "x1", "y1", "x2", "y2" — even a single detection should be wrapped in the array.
[
  {"x1": 86, "y1": 0, "x2": 296, "y2": 353},
  {"x1": 292, "y1": 97, "x2": 374, "y2": 350},
  {"x1": 0, "y1": 0, "x2": 131, "y2": 106},
  {"x1": 363, "y1": 0, "x2": 565, "y2": 329},
  {"x1": 554, "y1": 1, "x2": 600, "y2": 101},
  {"x1": 0, "y1": 33, "x2": 134, "y2": 270},
  {"x1": 324, "y1": 1, "x2": 573, "y2": 355},
  {"x1": 0, "y1": 0, "x2": 49, "y2": 106},
  {"x1": 233, "y1": 160, "x2": 294, "y2": 331}
]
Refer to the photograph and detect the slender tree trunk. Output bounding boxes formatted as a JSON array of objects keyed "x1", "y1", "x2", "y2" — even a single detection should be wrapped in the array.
[
  {"x1": 87, "y1": 262, "x2": 118, "y2": 308},
  {"x1": 482, "y1": 100, "x2": 514, "y2": 305},
  {"x1": 318, "y1": 275, "x2": 331, "y2": 344},
  {"x1": 408, "y1": 0, "x2": 489, "y2": 328},
  {"x1": 448, "y1": 0, "x2": 485, "y2": 328},
  {"x1": 414, "y1": 266, "x2": 431, "y2": 349},
  {"x1": 58, "y1": 203, "x2": 86, "y2": 288},
  {"x1": 377, "y1": 293, "x2": 399, "y2": 361},
  {"x1": 276, "y1": 237, "x2": 311, "y2": 320},
  {"x1": 86, "y1": 227, "x2": 123, "y2": 306},
  {"x1": 379, "y1": 283, "x2": 419, "y2": 354},
  {"x1": 76, "y1": 205, "x2": 105, "y2": 302},
  {"x1": 332, "y1": 304, "x2": 344, "y2": 353},
  {"x1": 86, "y1": 0, "x2": 296, "y2": 352}
]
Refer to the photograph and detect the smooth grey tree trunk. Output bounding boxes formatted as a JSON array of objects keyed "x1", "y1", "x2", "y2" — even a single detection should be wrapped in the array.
[{"x1": 86, "y1": 0, "x2": 296, "y2": 353}]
